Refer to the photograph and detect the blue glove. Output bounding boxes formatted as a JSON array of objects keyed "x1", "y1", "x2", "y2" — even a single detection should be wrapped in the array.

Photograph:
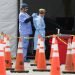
[{"x1": 32, "y1": 13, "x2": 37, "y2": 17}]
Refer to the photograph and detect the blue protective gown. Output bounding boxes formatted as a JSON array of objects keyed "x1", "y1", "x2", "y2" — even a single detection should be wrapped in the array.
[
  {"x1": 33, "y1": 15, "x2": 45, "y2": 50},
  {"x1": 19, "y1": 12, "x2": 32, "y2": 58}
]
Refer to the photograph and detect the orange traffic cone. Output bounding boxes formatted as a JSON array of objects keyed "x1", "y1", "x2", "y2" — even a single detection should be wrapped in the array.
[
  {"x1": 62, "y1": 38, "x2": 73, "y2": 73},
  {"x1": 0, "y1": 39, "x2": 6, "y2": 75},
  {"x1": 10, "y1": 37, "x2": 29, "y2": 73},
  {"x1": 35, "y1": 35, "x2": 41, "y2": 64},
  {"x1": 72, "y1": 36, "x2": 75, "y2": 72},
  {"x1": 50, "y1": 35, "x2": 60, "y2": 75},
  {"x1": 49, "y1": 35, "x2": 56, "y2": 65},
  {"x1": 62, "y1": 36, "x2": 75, "y2": 74},
  {"x1": 37, "y1": 37, "x2": 46, "y2": 70},
  {"x1": 33, "y1": 37, "x2": 49, "y2": 72},
  {"x1": 4, "y1": 36, "x2": 13, "y2": 70},
  {"x1": 31, "y1": 35, "x2": 41, "y2": 66}
]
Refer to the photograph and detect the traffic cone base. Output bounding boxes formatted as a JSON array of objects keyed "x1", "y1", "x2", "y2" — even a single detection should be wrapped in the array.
[
  {"x1": 10, "y1": 53, "x2": 29, "y2": 73},
  {"x1": 6, "y1": 68, "x2": 14, "y2": 70},
  {"x1": 10, "y1": 69, "x2": 29, "y2": 73},
  {"x1": 62, "y1": 71, "x2": 75, "y2": 74},
  {"x1": 30, "y1": 64, "x2": 37, "y2": 66},
  {"x1": 10, "y1": 70, "x2": 29, "y2": 73},
  {"x1": 33, "y1": 69, "x2": 50, "y2": 72},
  {"x1": 30, "y1": 61, "x2": 51, "y2": 66}
]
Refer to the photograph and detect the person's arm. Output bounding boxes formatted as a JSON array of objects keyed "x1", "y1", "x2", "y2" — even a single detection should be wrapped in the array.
[
  {"x1": 24, "y1": 16, "x2": 33, "y2": 23},
  {"x1": 25, "y1": 13, "x2": 38, "y2": 23},
  {"x1": 19, "y1": 13, "x2": 32, "y2": 23}
]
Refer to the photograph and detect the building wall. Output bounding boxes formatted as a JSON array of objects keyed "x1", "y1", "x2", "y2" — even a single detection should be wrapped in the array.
[{"x1": 23, "y1": 0, "x2": 75, "y2": 17}]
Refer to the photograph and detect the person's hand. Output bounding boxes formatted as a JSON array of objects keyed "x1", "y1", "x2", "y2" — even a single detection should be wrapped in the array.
[{"x1": 32, "y1": 13, "x2": 37, "y2": 17}]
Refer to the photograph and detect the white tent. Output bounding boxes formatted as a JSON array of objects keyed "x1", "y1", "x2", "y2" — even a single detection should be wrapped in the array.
[{"x1": 0, "y1": 0, "x2": 19, "y2": 57}]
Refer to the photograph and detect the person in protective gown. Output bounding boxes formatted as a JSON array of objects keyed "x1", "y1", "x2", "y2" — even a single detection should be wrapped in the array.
[
  {"x1": 19, "y1": 3, "x2": 33, "y2": 62},
  {"x1": 33, "y1": 8, "x2": 46, "y2": 51}
]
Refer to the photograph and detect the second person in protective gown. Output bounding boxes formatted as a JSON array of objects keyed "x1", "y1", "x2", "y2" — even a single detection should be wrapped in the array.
[{"x1": 32, "y1": 8, "x2": 46, "y2": 51}]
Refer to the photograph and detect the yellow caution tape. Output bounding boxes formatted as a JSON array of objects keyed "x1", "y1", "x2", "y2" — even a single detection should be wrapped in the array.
[{"x1": 0, "y1": 32, "x2": 75, "y2": 45}]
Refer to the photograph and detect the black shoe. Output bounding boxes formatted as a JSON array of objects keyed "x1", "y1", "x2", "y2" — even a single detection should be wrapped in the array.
[
  {"x1": 33, "y1": 50, "x2": 36, "y2": 56},
  {"x1": 24, "y1": 59, "x2": 30, "y2": 62}
]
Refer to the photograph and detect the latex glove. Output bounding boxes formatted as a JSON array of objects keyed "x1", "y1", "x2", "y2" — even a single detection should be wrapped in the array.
[{"x1": 32, "y1": 13, "x2": 37, "y2": 17}]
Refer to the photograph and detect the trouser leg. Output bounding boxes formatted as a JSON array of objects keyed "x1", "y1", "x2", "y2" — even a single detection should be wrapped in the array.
[{"x1": 21, "y1": 35, "x2": 29, "y2": 60}]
